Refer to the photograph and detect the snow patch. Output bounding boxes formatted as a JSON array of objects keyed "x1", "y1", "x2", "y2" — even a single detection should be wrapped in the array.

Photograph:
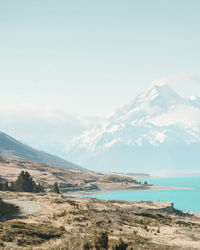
[{"x1": 104, "y1": 138, "x2": 121, "y2": 148}]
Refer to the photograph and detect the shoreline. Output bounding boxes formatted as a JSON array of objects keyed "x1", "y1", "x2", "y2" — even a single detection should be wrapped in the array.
[
  {"x1": 64, "y1": 184, "x2": 192, "y2": 197},
  {"x1": 1, "y1": 191, "x2": 200, "y2": 249}
]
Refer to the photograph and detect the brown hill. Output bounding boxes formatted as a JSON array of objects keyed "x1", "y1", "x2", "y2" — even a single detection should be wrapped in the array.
[
  {"x1": 0, "y1": 131, "x2": 84, "y2": 170},
  {"x1": 0, "y1": 157, "x2": 102, "y2": 192}
]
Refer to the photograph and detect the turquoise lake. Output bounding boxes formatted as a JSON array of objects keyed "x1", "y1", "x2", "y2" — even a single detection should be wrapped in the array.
[{"x1": 85, "y1": 176, "x2": 200, "y2": 212}]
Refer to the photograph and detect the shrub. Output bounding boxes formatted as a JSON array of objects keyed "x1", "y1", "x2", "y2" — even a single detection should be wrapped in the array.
[
  {"x1": 114, "y1": 238, "x2": 128, "y2": 250},
  {"x1": 51, "y1": 182, "x2": 60, "y2": 194},
  {"x1": 94, "y1": 231, "x2": 108, "y2": 250}
]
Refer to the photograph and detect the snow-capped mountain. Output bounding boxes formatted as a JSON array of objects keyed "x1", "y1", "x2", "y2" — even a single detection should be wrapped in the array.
[{"x1": 67, "y1": 83, "x2": 200, "y2": 174}]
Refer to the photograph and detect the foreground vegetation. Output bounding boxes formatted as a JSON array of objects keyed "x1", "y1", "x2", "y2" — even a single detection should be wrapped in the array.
[
  {"x1": 0, "y1": 220, "x2": 64, "y2": 247},
  {"x1": 0, "y1": 159, "x2": 199, "y2": 249},
  {"x1": 0, "y1": 192, "x2": 200, "y2": 249}
]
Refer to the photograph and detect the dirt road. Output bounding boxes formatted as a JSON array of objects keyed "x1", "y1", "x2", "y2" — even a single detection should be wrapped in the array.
[{"x1": 0, "y1": 200, "x2": 40, "y2": 220}]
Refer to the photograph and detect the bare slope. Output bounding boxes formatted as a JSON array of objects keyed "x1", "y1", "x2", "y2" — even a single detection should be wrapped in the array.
[{"x1": 0, "y1": 131, "x2": 83, "y2": 170}]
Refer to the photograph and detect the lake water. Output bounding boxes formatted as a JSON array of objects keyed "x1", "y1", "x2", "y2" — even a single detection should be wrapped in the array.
[{"x1": 85, "y1": 176, "x2": 200, "y2": 212}]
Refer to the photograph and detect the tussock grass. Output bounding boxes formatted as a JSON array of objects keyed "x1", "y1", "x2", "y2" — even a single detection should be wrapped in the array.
[{"x1": 0, "y1": 220, "x2": 64, "y2": 247}]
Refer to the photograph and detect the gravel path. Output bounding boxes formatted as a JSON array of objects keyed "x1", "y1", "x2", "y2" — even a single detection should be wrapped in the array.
[{"x1": 0, "y1": 200, "x2": 40, "y2": 220}]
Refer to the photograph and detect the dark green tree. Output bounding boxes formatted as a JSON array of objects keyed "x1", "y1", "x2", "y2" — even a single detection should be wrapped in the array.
[
  {"x1": 2, "y1": 181, "x2": 9, "y2": 191},
  {"x1": 15, "y1": 171, "x2": 35, "y2": 192},
  {"x1": 34, "y1": 183, "x2": 44, "y2": 193},
  {"x1": 114, "y1": 239, "x2": 128, "y2": 250},
  {"x1": 0, "y1": 171, "x2": 45, "y2": 193},
  {"x1": 10, "y1": 181, "x2": 15, "y2": 191},
  {"x1": 94, "y1": 232, "x2": 108, "y2": 250},
  {"x1": 52, "y1": 182, "x2": 60, "y2": 194},
  {"x1": 0, "y1": 181, "x2": 9, "y2": 191},
  {"x1": 14, "y1": 171, "x2": 44, "y2": 193}
]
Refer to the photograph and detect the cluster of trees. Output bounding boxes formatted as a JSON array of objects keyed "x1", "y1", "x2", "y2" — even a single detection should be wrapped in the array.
[
  {"x1": 135, "y1": 180, "x2": 148, "y2": 185},
  {"x1": 0, "y1": 171, "x2": 44, "y2": 193},
  {"x1": 0, "y1": 171, "x2": 60, "y2": 194}
]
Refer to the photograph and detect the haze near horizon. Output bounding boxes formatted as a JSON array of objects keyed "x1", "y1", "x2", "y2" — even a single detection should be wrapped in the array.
[{"x1": 0, "y1": 1, "x2": 200, "y2": 173}]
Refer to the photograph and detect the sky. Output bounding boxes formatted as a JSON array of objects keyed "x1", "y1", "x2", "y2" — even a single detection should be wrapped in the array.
[{"x1": 1, "y1": 0, "x2": 200, "y2": 117}]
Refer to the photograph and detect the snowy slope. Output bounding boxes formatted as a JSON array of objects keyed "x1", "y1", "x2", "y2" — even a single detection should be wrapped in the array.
[{"x1": 67, "y1": 84, "x2": 200, "y2": 174}]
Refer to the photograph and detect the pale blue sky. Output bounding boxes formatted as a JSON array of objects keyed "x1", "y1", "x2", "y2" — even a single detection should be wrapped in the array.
[{"x1": 1, "y1": 0, "x2": 200, "y2": 116}]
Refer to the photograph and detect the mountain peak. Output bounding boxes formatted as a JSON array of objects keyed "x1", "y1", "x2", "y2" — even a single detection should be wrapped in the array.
[
  {"x1": 141, "y1": 83, "x2": 180, "y2": 101},
  {"x1": 106, "y1": 83, "x2": 184, "y2": 125},
  {"x1": 67, "y1": 80, "x2": 200, "y2": 173}
]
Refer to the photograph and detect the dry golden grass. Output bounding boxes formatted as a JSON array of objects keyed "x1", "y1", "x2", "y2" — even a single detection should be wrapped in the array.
[{"x1": 1, "y1": 192, "x2": 200, "y2": 249}]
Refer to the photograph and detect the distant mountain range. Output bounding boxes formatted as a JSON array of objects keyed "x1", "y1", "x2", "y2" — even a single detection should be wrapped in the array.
[
  {"x1": 0, "y1": 131, "x2": 84, "y2": 170},
  {"x1": 67, "y1": 84, "x2": 200, "y2": 174}
]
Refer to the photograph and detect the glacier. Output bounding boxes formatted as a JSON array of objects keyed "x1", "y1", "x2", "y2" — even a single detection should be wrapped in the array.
[{"x1": 66, "y1": 83, "x2": 200, "y2": 174}]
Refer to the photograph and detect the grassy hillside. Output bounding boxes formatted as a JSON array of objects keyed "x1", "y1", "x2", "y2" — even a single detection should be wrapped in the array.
[
  {"x1": 100, "y1": 174, "x2": 135, "y2": 183},
  {"x1": 0, "y1": 157, "x2": 150, "y2": 195},
  {"x1": 0, "y1": 157, "x2": 102, "y2": 192}
]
